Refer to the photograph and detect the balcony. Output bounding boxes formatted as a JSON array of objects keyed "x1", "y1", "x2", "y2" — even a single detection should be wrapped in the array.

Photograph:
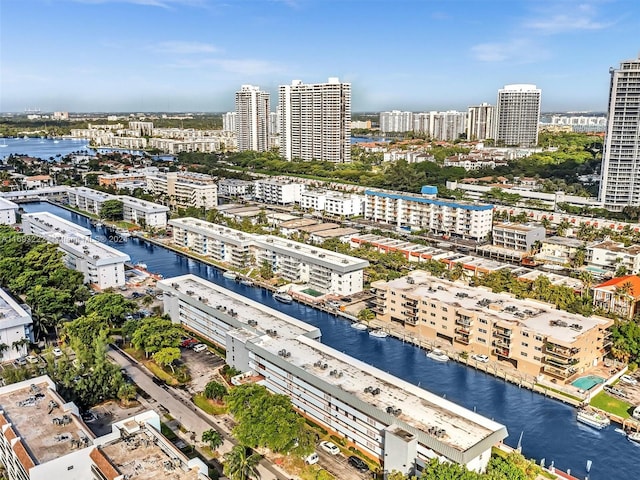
[
  {"x1": 455, "y1": 316, "x2": 473, "y2": 327},
  {"x1": 493, "y1": 326, "x2": 512, "y2": 338},
  {"x1": 493, "y1": 347, "x2": 511, "y2": 358},
  {"x1": 455, "y1": 326, "x2": 470, "y2": 335},
  {"x1": 545, "y1": 343, "x2": 579, "y2": 359},
  {"x1": 455, "y1": 335, "x2": 470, "y2": 345},
  {"x1": 543, "y1": 364, "x2": 576, "y2": 379}
]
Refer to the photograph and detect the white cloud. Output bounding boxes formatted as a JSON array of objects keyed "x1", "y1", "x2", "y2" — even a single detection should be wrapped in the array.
[
  {"x1": 471, "y1": 39, "x2": 549, "y2": 64},
  {"x1": 151, "y1": 41, "x2": 220, "y2": 54},
  {"x1": 524, "y1": 3, "x2": 613, "y2": 34}
]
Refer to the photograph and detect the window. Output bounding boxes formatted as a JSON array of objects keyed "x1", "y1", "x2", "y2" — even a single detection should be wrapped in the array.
[
  {"x1": 535, "y1": 335, "x2": 543, "y2": 341},
  {"x1": 430, "y1": 312, "x2": 436, "y2": 317},
  {"x1": 479, "y1": 319, "x2": 488, "y2": 324},
  {"x1": 430, "y1": 321, "x2": 436, "y2": 326},
  {"x1": 521, "y1": 342, "x2": 528, "y2": 347},
  {"x1": 442, "y1": 307, "x2": 448, "y2": 312},
  {"x1": 478, "y1": 337, "x2": 486, "y2": 343},
  {"x1": 535, "y1": 346, "x2": 542, "y2": 352},
  {"x1": 522, "y1": 332, "x2": 529, "y2": 337},
  {"x1": 534, "y1": 356, "x2": 541, "y2": 361},
  {"x1": 479, "y1": 328, "x2": 487, "y2": 334},
  {"x1": 521, "y1": 352, "x2": 528, "y2": 357}
]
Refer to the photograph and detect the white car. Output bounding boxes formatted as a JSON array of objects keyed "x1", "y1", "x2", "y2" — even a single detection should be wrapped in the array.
[
  {"x1": 304, "y1": 452, "x2": 319, "y2": 465},
  {"x1": 192, "y1": 343, "x2": 208, "y2": 353},
  {"x1": 471, "y1": 354, "x2": 489, "y2": 363},
  {"x1": 26, "y1": 355, "x2": 39, "y2": 364},
  {"x1": 319, "y1": 441, "x2": 340, "y2": 455},
  {"x1": 620, "y1": 374, "x2": 638, "y2": 385},
  {"x1": 52, "y1": 348, "x2": 64, "y2": 358}
]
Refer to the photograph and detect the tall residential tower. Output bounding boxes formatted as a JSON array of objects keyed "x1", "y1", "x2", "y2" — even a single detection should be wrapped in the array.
[
  {"x1": 279, "y1": 78, "x2": 351, "y2": 163},
  {"x1": 494, "y1": 84, "x2": 541, "y2": 147},
  {"x1": 235, "y1": 85, "x2": 270, "y2": 152},
  {"x1": 466, "y1": 103, "x2": 495, "y2": 141},
  {"x1": 599, "y1": 56, "x2": 640, "y2": 210}
]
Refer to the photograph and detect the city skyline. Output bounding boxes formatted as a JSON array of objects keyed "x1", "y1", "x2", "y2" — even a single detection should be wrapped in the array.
[{"x1": 1, "y1": 0, "x2": 638, "y2": 113}]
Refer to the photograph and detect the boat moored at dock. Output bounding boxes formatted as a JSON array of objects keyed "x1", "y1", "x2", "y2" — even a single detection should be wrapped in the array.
[{"x1": 576, "y1": 409, "x2": 610, "y2": 430}]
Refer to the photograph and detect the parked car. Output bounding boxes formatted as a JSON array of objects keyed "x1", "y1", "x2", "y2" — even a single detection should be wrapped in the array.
[
  {"x1": 471, "y1": 354, "x2": 489, "y2": 363},
  {"x1": 348, "y1": 455, "x2": 369, "y2": 472},
  {"x1": 14, "y1": 357, "x2": 27, "y2": 366},
  {"x1": 319, "y1": 440, "x2": 340, "y2": 455},
  {"x1": 181, "y1": 338, "x2": 198, "y2": 348},
  {"x1": 52, "y1": 348, "x2": 63, "y2": 358},
  {"x1": 304, "y1": 453, "x2": 319, "y2": 465},
  {"x1": 192, "y1": 343, "x2": 208, "y2": 353},
  {"x1": 620, "y1": 374, "x2": 638, "y2": 385},
  {"x1": 26, "y1": 355, "x2": 39, "y2": 364}
]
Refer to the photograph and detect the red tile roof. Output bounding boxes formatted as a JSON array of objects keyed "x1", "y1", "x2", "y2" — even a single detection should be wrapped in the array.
[
  {"x1": 594, "y1": 275, "x2": 640, "y2": 298},
  {"x1": 90, "y1": 448, "x2": 120, "y2": 480}
]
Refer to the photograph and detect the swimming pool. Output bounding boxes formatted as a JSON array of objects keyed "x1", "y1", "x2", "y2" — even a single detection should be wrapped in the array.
[{"x1": 572, "y1": 375, "x2": 605, "y2": 390}]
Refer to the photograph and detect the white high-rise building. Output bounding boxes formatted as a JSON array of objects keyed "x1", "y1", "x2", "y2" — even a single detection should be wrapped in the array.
[
  {"x1": 494, "y1": 84, "x2": 541, "y2": 147},
  {"x1": 222, "y1": 111, "x2": 236, "y2": 132},
  {"x1": 600, "y1": 56, "x2": 640, "y2": 210},
  {"x1": 235, "y1": 85, "x2": 270, "y2": 152},
  {"x1": 412, "y1": 111, "x2": 467, "y2": 141},
  {"x1": 380, "y1": 110, "x2": 414, "y2": 133},
  {"x1": 279, "y1": 78, "x2": 351, "y2": 163},
  {"x1": 466, "y1": 103, "x2": 495, "y2": 141}
]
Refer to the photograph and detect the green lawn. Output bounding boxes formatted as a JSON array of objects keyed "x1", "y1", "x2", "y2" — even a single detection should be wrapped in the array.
[
  {"x1": 590, "y1": 391, "x2": 633, "y2": 418},
  {"x1": 193, "y1": 394, "x2": 228, "y2": 415}
]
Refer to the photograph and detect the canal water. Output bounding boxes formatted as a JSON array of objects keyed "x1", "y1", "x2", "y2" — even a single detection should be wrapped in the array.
[{"x1": 21, "y1": 202, "x2": 638, "y2": 479}]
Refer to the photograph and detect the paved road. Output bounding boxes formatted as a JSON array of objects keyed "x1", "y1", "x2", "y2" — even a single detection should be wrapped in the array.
[{"x1": 108, "y1": 346, "x2": 297, "y2": 480}]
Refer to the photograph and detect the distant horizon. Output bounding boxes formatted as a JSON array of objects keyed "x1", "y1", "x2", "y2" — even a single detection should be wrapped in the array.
[
  {"x1": 0, "y1": 110, "x2": 609, "y2": 116},
  {"x1": 2, "y1": 1, "x2": 638, "y2": 113}
]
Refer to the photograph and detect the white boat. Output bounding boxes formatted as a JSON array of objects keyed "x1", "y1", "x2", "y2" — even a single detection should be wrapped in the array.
[
  {"x1": 53, "y1": 140, "x2": 60, "y2": 144},
  {"x1": 427, "y1": 349, "x2": 449, "y2": 362},
  {"x1": 223, "y1": 271, "x2": 238, "y2": 280},
  {"x1": 116, "y1": 228, "x2": 131, "y2": 238},
  {"x1": 135, "y1": 262, "x2": 148, "y2": 270},
  {"x1": 628, "y1": 431, "x2": 640, "y2": 444},
  {"x1": 95, "y1": 222, "x2": 104, "y2": 228},
  {"x1": 273, "y1": 292, "x2": 293, "y2": 304},
  {"x1": 351, "y1": 322, "x2": 368, "y2": 331},
  {"x1": 240, "y1": 278, "x2": 254, "y2": 287},
  {"x1": 576, "y1": 409, "x2": 610, "y2": 429},
  {"x1": 369, "y1": 329, "x2": 388, "y2": 338}
]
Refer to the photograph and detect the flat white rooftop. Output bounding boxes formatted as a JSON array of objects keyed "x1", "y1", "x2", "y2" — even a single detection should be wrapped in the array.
[
  {"x1": 160, "y1": 274, "x2": 505, "y2": 454},
  {"x1": 378, "y1": 271, "x2": 609, "y2": 344},
  {"x1": 253, "y1": 334, "x2": 502, "y2": 452},
  {"x1": 0, "y1": 197, "x2": 18, "y2": 209},
  {"x1": 23, "y1": 211, "x2": 91, "y2": 237},
  {"x1": 169, "y1": 218, "x2": 253, "y2": 245},
  {"x1": 157, "y1": 274, "x2": 319, "y2": 341},
  {"x1": 0, "y1": 288, "x2": 31, "y2": 329},
  {"x1": 255, "y1": 235, "x2": 369, "y2": 273}
]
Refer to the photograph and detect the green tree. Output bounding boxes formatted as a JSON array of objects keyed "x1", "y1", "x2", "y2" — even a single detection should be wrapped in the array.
[
  {"x1": 152, "y1": 347, "x2": 181, "y2": 373},
  {"x1": 223, "y1": 445, "x2": 261, "y2": 480},
  {"x1": 259, "y1": 260, "x2": 273, "y2": 280},
  {"x1": 358, "y1": 308, "x2": 375, "y2": 323},
  {"x1": 202, "y1": 429, "x2": 224, "y2": 450},
  {"x1": 100, "y1": 199, "x2": 124, "y2": 220},
  {"x1": 85, "y1": 293, "x2": 137, "y2": 326},
  {"x1": 130, "y1": 317, "x2": 183, "y2": 358},
  {"x1": 204, "y1": 380, "x2": 228, "y2": 401}
]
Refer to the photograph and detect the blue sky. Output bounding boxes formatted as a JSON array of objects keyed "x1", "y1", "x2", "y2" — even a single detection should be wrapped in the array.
[{"x1": 1, "y1": 0, "x2": 638, "y2": 113}]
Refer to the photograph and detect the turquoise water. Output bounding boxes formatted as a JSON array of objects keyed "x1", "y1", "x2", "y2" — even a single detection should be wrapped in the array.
[
  {"x1": 572, "y1": 375, "x2": 605, "y2": 390},
  {"x1": 585, "y1": 266, "x2": 607, "y2": 274}
]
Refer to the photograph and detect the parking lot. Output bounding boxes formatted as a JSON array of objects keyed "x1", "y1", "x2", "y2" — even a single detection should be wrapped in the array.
[
  {"x1": 315, "y1": 448, "x2": 372, "y2": 479},
  {"x1": 607, "y1": 371, "x2": 640, "y2": 410},
  {"x1": 180, "y1": 344, "x2": 226, "y2": 393}
]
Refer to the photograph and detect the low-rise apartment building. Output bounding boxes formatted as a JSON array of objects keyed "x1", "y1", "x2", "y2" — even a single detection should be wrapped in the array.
[
  {"x1": 146, "y1": 171, "x2": 218, "y2": 210},
  {"x1": 254, "y1": 179, "x2": 305, "y2": 205},
  {"x1": 364, "y1": 187, "x2": 493, "y2": 240},
  {"x1": 22, "y1": 212, "x2": 130, "y2": 289},
  {"x1": 67, "y1": 187, "x2": 169, "y2": 228},
  {"x1": 167, "y1": 218, "x2": 367, "y2": 295},
  {"x1": 0, "y1": 288, "x2": 33, "y2": 362},
  {"x1": 0, "y1": 198, "x2": 18, "y2": 225},
  {"x1": 371, "y1": 271, "x2": 613, "y2": 381},
  {"x1": 169, "y1": 217, "x2": 253, "y2": 268},
  {"x1": 536, "y1": 236, "x2": 586, "y2": 265},
  {"x1": 158, "y1": 274, "x2": 507, "y2": 476},
  {"x1": 593, "y1": 275, "x2": 640, "y2": 320},
  {"x1": 587, "y1": 240, "x2": 640, "y2": 275},
  {"x1": 254, "y1": 235, "x2": 367, "y2": 295},
  {"x1": 300, "y1": 190, "x2": 364, "y2": 217},
  {"x1": 218, "y1": 179, "x2": 254, "y2": 199},
  {"x1": 492, "y1": 223, "x2": 546, "y2": 252},
  {"x1": 0, "y1": 376, "x2": 209, "y2": 480}
]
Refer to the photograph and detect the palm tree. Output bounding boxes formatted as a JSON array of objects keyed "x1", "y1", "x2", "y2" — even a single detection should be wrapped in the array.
[
  {"x1": 201, "y1": 429, "x2": 223, "y2": 450},
  {"x1": 0, "y1": 343, "x2": 9, "y2": 361},
  {"x1": 578, "y1": 270, "x2": 594, "y2": 299},
  {"x1": 223, "y1": 445, "x2": 261, "y2": 480},
  {"x1": 12, "y1": 338, "x2": 30, "y2": 355}
]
